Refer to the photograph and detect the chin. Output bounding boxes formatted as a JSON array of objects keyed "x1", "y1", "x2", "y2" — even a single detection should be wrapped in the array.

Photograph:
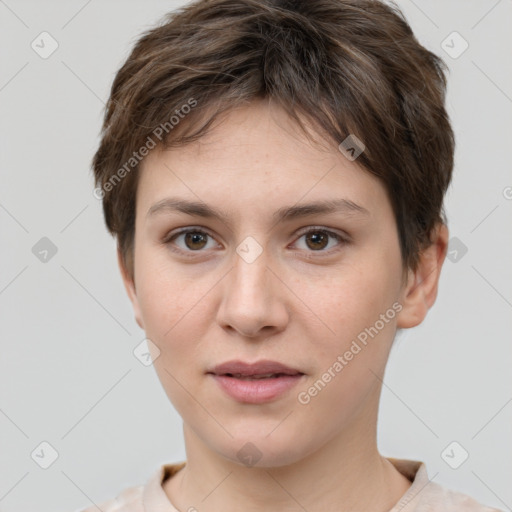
[{"x1": 208, "y1": 430, "x2": 315, "y2": 469}]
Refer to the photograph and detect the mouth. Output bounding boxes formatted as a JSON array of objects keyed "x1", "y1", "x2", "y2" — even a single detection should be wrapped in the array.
[
  {"x1": 219, "y1": 372, "x2": 302, "y2": 380},
  {"x1": 207, "y1": 359, "x2": 304, "y2": 378},
  {"x1": 207, "y1": 360, "x2": 305, "y2": 403}
]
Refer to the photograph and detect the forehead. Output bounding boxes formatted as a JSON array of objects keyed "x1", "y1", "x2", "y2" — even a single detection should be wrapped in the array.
[{"x1": 136, "y1": 101, "x2": 390, "y2": 222}]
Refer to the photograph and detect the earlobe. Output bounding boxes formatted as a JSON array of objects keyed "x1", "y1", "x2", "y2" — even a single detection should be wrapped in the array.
[
  {"x1": 117, "y1": 246, "x2": 144, "y2": 330},
  {"x1": 396, "y1": 223, "x2": 449, "y2": 329}
]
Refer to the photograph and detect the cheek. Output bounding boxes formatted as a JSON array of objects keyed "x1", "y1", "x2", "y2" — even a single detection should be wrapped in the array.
[
  {"x1": 135, "y1": 265, "x2": 205, "y2": 408},
  {"x1": 134, "y1": 251, "x2": 215, "y2": 372},
  {"x1": 135, "y1": 245, "x2": 198, "y2": 332},
  {"x1": 318, "y1": 266, "x2": 397, "y2": 333},
  {"x1": 304, "y1": 256, "x2": 401, "y2": 376},
  {"x1": 297, "y1": 274, "x2": 398, "y2": 420}
]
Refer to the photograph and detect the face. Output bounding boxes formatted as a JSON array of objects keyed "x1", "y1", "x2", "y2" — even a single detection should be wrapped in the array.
[{"x1": 122, "y1": 100, "x2": 420, "y2": 467}]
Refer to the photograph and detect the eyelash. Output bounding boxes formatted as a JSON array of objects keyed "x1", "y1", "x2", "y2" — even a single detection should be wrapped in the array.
[{"x1": 162, "y1": 226, "x2": 349, "y2": 259}]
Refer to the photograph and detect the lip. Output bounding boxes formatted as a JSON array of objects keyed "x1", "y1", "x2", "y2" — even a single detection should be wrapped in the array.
[
  {"x1": 208, "y1": 359, "x2": 303, "y2": 377},
  {"x1": 207, "y1": 359, "x2": 305, "y2": 404}
]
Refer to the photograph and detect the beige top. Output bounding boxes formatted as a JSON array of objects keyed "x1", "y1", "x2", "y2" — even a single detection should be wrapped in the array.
[{"x1": 77, "y1": 458, "x2": 502, "y2": 511}]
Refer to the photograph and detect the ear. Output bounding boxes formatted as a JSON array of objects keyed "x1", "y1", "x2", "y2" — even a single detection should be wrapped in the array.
[
  {"x1": 117, "y1": 246, "x2": 144, "y2": 330},
  {"x1": 396, "y1": 223, "x2": 449, "y2": 329}
]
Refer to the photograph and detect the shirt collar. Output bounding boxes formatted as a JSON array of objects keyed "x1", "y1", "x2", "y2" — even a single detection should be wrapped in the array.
[{"x1": 142, "y1": 458, "x2": 427, "y2": 511}]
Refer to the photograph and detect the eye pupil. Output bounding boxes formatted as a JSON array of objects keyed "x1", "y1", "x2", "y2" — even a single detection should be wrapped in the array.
[
  {"x1": 185, "y1": 232, "x2": 208, "y2": 250},
  {"x1": 306, "y1": 231, "x2": 328, "y2": 250}
]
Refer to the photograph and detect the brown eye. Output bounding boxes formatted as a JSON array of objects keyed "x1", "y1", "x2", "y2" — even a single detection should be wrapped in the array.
[
  {"x1": 304, "y1": 231, "x2": 329, "y2": 251},
  {"x1": 165, "y1": 228, "x2": 218, "y2": 254},
  {"x1": 292, "y1": 227, "x2": 348, "y2": 256},
  {"x1": 183, "y1": 231, "x2": 209, "y2": 250}
]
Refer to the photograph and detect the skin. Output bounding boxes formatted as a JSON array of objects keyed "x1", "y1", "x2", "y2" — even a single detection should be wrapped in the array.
[{"x1": 118, "y1": 98, "x2": 448, "y2": 512}]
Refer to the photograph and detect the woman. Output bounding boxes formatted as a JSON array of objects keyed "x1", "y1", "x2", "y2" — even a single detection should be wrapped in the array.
[{"x1": 82, "y1": 0, "x2": 502, "y2": 510}]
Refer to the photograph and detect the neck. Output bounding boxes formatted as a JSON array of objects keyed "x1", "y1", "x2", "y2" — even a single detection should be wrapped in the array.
[{"x1": 164, "y1": 404, "x2": 411, "y2": 512}]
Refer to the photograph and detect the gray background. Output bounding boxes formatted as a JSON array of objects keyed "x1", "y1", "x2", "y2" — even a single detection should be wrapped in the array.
[{"x1": 0, "y1": 1, "x2": 511, "y2": 511}]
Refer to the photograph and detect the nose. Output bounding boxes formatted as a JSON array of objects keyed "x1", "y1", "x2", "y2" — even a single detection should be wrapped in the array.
[{"x1": 216, "y1": 243, "x2": 289, "y2": 339}]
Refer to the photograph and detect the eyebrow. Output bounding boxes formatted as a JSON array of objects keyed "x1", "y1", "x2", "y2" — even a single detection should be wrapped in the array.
[{"x1": 146, "y1": 197, "x2": 370, "y2": 228}]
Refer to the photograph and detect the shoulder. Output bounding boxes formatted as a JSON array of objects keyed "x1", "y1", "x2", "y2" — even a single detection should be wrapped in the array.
[
  {"x1": 410, "y1": 480, "x2": 503, "y2": 511},
  {"x1": 75, "y1": 484, "x2": 144, "y2": 512},
  {"x1": 73, "y1": 462, "x2": 185, "y2": 512},
  {"x1": 388, "y1": 458, "x2": 504, "y2": 512}
]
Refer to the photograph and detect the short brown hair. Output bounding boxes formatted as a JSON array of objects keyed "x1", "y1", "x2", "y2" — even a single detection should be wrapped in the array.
[{"x1": 92, "y1": 0, "x2": 455, "y2": 280}]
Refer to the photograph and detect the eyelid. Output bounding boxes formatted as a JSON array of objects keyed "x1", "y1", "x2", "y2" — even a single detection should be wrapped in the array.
[
  {"x1": 162, "y1": 225, "x2": 213, "y2": 243},
  {"x1": 293, "y1": 225, "x2": 350, "y2": 242}
]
